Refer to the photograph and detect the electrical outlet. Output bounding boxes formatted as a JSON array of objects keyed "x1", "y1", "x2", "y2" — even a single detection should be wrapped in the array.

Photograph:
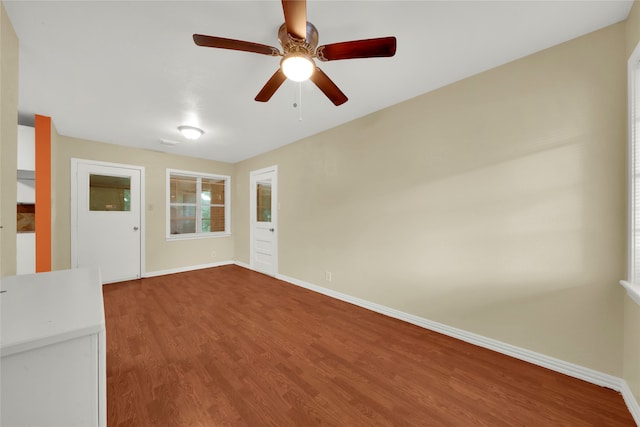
[{"x1": 325, "y1": 271, "x2": 332, "y2": 282}]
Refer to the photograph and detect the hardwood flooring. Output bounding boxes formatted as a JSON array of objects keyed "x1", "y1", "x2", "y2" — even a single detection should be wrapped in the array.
[{"x1": 103, "y1": 265, "x2": 635, "y2": 426}]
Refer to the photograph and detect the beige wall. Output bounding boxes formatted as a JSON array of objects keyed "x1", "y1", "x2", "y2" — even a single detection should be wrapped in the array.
[
  {"x1": 624, "y1": 0, "x2": 640, "y2": 411},
  {"x1": 50, "y1": 120, "x2": 60, "y2": 268},
  {"x1": 627, "y1": 1, "x2": 640, "y2": 57},
  {"x1": 235, "y1": 23, "x2": 627, "y2": 376},
  {"x1": 54, "y1": 135, "x2": 235, "y2": 274},
  {"x1": 0, "y1": 1, "x2": 18, "y2": 277}
]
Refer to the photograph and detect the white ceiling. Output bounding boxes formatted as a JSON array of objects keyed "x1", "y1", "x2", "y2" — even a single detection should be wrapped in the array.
[{"x1": 4, "y1": 0, "x2": 633, "y2": 163}]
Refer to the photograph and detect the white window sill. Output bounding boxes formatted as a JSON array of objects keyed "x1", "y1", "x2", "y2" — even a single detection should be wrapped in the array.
[
  {"x1": 166, "y1": 233, "x2": 231, "y2": 241},
  {"x1": 620, "y1": 280, "x2": 640, "y2": 306}
]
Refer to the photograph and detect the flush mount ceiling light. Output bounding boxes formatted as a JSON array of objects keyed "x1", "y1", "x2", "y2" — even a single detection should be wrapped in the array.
[{"x1": 178, "y1": 125, "x2": 204, "y2": 140}]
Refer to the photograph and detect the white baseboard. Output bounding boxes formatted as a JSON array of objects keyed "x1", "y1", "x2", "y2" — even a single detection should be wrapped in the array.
[
  {"x1": 275, "y1": 271, "x2": 640, "y2": 425},
  {"x1": 234, "y1": 260, "x2": 251, "y2": 270},
  {"x1": 144, "y1": 260, "x2": 234, "y2": 278},
  {"x1": 621, "y1": 381, "x2": 640, "y2": 425}
]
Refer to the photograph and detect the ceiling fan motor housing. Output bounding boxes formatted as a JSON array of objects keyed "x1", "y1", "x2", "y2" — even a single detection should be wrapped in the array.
[{"x1": 278, "y1": 22, "x2": 319, "y2": 56}]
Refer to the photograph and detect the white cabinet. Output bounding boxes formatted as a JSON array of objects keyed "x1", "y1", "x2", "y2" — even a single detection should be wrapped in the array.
[
  {"x1": 17, "y1": 125, "x2": 36, "y2": 274},
  {"x1": 16, "y1": 125, "x2": 35, "y2": 205},
  {"x1": 15, "y1": 232, "x2": 35, "y2": 274},
  {"x1": 0, "y1": 267, "x2": 106, "y2": 427},
  {"x1": 17, "y1": 124, "x2": 35, "y2": 171}
]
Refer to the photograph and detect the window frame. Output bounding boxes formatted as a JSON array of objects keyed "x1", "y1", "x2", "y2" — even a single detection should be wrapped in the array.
[
  {"x1": 621, "y1": 41, "x2": 640, "y2": 306},
  {"x1": 166, "y1": 168, "x2": 231, "y2": 240}
]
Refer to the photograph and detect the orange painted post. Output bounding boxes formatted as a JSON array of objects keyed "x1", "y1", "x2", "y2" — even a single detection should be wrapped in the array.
[{"x1": 35, "y1": 115, "x2": 51, "y2": 272}]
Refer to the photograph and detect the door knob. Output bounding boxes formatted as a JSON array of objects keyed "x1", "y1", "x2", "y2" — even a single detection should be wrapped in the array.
[
  {"x1": 133, "y1": 226, "x2": 139, "y2": 231},
  {"x1": 269, "y1": 228, "x2": 274, "y2": 232}
]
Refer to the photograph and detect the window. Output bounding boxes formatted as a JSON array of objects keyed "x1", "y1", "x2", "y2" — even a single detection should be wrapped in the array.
[
  {"x1": 622, "y1": 44, "x2": 640, "y2": 306},
  {"x1": 167, "y1": 169, "x2": 230, "y2": 239}
]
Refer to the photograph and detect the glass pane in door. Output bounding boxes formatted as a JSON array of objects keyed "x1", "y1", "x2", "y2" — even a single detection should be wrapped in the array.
[
  {"x1": 89, "y1": 174, "x2": 131, "y2": 211},
  {"x1": 257, "y1": 181, "x2": 272, "y2": 222}
]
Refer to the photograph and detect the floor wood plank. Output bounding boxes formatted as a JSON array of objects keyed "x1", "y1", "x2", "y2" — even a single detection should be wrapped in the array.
[{"x1": 103, "y1": 265, "x2": 635, "y2": 426}]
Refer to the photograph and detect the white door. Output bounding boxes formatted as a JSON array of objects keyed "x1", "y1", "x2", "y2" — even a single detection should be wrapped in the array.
[
  {"x1": 73, "y1": 160, "x2": 143, "y2": 283},
  {"x1": 250, "y1": 166, "x2": 278, "y2": 276}
]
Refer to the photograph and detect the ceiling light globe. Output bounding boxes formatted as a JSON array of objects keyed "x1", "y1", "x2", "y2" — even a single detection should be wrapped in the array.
[
  {"x1": 178, "y1": 125, "x2": 204, "y2": 140},
  {"x1": 281, "y1": 54, "x2": 314, "y2": 82}
]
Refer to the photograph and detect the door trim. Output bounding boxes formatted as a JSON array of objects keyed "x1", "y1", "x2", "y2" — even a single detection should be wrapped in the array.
[
  {"x1": 249, "y1": 165, "x2": 278, "y2": 276},
  {"x1": 70, "y1": 158, "x2": 146, "y2": 279}
]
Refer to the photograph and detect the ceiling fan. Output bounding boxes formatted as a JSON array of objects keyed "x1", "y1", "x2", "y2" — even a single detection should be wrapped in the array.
[{"x1": 193, "y1": 0, "x2": 397, "y2": 106}]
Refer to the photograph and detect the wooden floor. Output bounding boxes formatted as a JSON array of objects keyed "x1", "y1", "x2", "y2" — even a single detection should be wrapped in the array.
[{"x1": 103, "y1": 265, "x2": 635, "y2": 426}]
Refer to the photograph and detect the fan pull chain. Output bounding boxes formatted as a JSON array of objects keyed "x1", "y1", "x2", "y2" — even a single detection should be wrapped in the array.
[
  {"x1": 292, "y1": 82, "x2": 303, "y2": 121},
  {"x1": 298, "y1": 82, "x2": 303, "y2": 121}
]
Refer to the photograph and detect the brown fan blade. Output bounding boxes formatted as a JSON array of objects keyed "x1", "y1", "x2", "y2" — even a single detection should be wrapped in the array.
[
  {"x1": 193, "y1": 34, "x2": 280, "y2": 56},
  {"x1": 309, "y1": 68, "x2": 348, "y2": 106},
  {"x1": 282, "y1": 0, "x2": 307, "y2": 40},
  {"x1": 316, "y1": 37, "x2": 397, "y2": 61},
  {"x1": 255, "y1": 69, "x2": 287, "y2": 102}
]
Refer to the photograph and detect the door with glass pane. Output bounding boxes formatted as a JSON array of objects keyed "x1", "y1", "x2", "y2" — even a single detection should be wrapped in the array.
[
  {"x1": 250, "y1": 166, "x2": 277, "y2": 276},
  {"x1": 74, "y1": 160, "x2": 142, "y2": 283}
]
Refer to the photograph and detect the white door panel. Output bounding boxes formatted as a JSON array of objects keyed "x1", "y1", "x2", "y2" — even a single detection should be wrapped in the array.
[
  {"x1": 74, "y1": 161, "x2": 142, "y2": 283},
  {"x1": 250, "y1": 167, "x2": 277, "y2": 276}
]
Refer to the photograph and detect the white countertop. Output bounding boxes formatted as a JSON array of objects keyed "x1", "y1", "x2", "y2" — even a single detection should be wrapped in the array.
[{"x1": 0, "y1": 267, "x2": 105, "y2": 357}]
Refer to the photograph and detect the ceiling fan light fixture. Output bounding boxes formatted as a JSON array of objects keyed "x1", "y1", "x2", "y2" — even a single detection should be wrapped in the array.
[
  {"x1": 178, "y1": 125, "x2": 204, "y2": 140},
  {"x1": 193, "y1": 1, "x2": 396, "y2": 105},
  {"x1": 281, "y1": 53, "x2": 314, "y2": 82}
]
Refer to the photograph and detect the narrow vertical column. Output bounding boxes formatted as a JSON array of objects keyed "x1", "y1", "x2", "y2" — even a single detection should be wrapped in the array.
[{"x1": 35, "y1": 114, "x2": 51, "y2": 272}]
